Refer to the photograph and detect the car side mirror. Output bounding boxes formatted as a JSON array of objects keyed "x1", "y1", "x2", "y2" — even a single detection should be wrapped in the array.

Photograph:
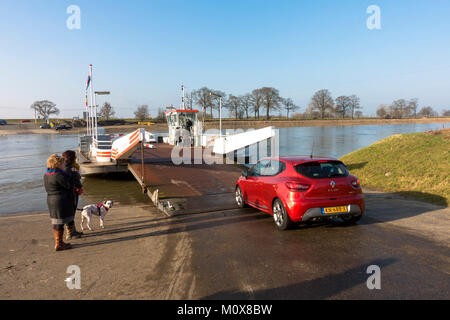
[{"x1": 242, "y1": 170, "x2": 248, "y2": 179}]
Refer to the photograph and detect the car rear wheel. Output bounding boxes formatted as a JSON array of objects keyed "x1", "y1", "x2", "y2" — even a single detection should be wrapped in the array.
[
  {"x1": 273, "y1": 199, "x2": 293, "y2": 230},
  {"x1": 235, "y1": 186, "x2": 247, "y2": 208}
]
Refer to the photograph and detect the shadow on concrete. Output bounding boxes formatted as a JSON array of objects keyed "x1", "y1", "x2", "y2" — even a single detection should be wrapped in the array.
[
  {"x1": 73, "y1": 188, "x2": 447, "y2": 248},
  {"x1": 75, "y1": 188, "x2": 443, "y2": 242},
  {"x1": 73, "y1": 209, "x2": 265, "y2": 249},
  {"x1": 273, "y1": 190, "x2": 447, "y2": 230},
  {"x1": 79, "y1": 207, "x2": 258, "y2": 239},
  {"x1": 201, "y1": 258, "x2": 396, "y2": 300},
  {"x1": 393, "y1": 191, "x2": 447, "y2": 207},
  {"x1": 358, "y1": 190, "x2": 447, "y2": 226}
]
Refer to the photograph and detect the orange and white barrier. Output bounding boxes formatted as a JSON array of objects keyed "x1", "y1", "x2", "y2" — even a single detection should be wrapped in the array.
[
  {"x1": 91, "y1": 138, "x2": 113, "y2": 163},
  {"x1": 95, "y1": 150, "x2": 112, "y2": 161},
  {"x1": 111, "y1": 128, "x2": 147, "y2": 160}
]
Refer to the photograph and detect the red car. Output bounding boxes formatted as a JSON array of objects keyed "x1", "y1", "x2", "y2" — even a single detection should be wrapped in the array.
[{"x1": 235, "y1": 156, "x2": 365, "y2": 230}]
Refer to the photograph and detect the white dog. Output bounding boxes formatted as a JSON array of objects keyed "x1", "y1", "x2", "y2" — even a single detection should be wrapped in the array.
[{"x1": 80, "y1": 200, "x2": 114, "y2": 231}]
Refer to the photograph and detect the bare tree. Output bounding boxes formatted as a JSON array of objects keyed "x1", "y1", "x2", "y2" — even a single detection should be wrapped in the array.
[
  {"x1": 418, "y1": 106, "x2": 437, "y2": 118},
  {"x1": 260, "y1": 87, "x2": 281, "y2": 120},
  {"x1": 282, "y1": 98, "x2": 299, "y2": 118},
  {"x1": 408, "y1": 98, "x2": 419, "y2": 118},
  {"x1": 184, "y1": 91, "x2": 194, "y2": 110},
  {"x1": 210, "y1": 89, "x2": 226, "y2": 118},
  {"x1": 227, "y1": 95, "x2": 243, "y2": 119},
  {"x1": 335, "y1": 96, "x2": 351, "y2": 119},
  {"x1": 326, "y1": 105, "x2": 337, "y2": 118},
  {"x1": 311, "y1": 89, "x2": 334, "y2": 119},
  {"x1": 193, "y1": 87, "x2": 213, "y2": 119},
  {"x1": 442, "y1": 109, "x2": 450, "y2": 117},
  {"x1": 390, "y1": 99, "x2": 409, "y2": 118},
  {"x1": 30, "y1": 100, "x2": 59, "y2": 121},
  {"x1": 354, "y1": 110, "x2": 363, "y2": 118},
  {"x1": 250, "y1": 88, "x2": 264, "y2": 119},
  {"x1": 241, "y1": 94, "x2": 252, "y2": 119},
  {"x1": 305, "y1": 104, "x2": 321, "y2": 119},
  {"x1": 376, "y1": 105, "x2": 388, "y2": 118},
  {"x1": 134, "y1": 104, "x2": 149, "y2": 121},
  {"x1": 98, "y1": 102, "x2": 115, "y2": 120},
  {"x1": 349, "y1": 95, "x2": 361, "y2": 120}
]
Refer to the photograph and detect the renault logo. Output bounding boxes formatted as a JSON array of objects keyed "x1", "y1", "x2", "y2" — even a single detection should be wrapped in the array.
[{"x1": 330, "y1": 181, "x2": 336, "y2": 188}]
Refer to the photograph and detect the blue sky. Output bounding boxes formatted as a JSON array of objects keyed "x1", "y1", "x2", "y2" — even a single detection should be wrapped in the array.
[{"x1": 1, "y1": 0, "x2": 450, "y2": 118}]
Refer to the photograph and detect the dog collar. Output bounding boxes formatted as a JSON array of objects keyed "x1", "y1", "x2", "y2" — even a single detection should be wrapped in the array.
[{"x1": 96, "y1": 203, "x2": 109, "y2": 212}]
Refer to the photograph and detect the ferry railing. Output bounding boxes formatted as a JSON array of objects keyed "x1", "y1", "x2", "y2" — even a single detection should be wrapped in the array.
[{"x1": 93, "y1": 135, "x2": 113, "y2": 150}]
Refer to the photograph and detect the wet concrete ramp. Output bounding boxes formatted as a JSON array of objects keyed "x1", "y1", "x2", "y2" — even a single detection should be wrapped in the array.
[{"x1": 127, "y1": 143, "x2": 244, "y2": 216}]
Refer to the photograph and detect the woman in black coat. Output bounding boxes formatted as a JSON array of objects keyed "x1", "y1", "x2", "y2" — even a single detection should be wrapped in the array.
[
  {"x1": 44, "y1": 154, "x2": 73, "y2": 251},
  {"x1": 62, "y1": 150, "x2": 83, "y2": 240}
]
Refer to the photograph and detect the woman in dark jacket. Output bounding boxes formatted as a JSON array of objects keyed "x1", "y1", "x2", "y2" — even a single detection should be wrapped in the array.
[
  {"x1": 62, "y1": 150, "x2": 83, "y2": 240},
  {"x1": 44, "y1": 154, "x2": 74, "y2": 251}
]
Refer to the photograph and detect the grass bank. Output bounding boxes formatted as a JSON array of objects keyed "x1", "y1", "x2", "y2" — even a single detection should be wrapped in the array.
[{"x1": 340, "y1": 129, "x2": 450, "y2": 206}]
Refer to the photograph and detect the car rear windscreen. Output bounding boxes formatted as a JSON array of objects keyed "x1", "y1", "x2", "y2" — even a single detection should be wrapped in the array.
[{"x1": 295, "y1": 161, "x2": 349, "y2": 179}]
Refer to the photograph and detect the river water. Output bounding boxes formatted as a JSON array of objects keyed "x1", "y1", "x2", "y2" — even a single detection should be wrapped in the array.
[{"x1": 0, "y1": 122, "x2": 447, "y2": 215}]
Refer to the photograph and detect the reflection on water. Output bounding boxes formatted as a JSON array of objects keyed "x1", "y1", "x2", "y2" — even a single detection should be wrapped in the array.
[
  {"x1": 0, "y1": 122, "x2": 448, "y2": 215},
  {"x1": 0, "y1": 134, "x2": 80, "y2": 215},
  {"x1": 81, "y1": 172, "x2": 150, "y2": 207}
]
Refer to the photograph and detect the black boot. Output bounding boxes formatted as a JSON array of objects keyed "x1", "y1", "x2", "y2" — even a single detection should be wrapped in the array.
[{"x1": 65, "y1": 221, "x2": 83, "y2": 240}]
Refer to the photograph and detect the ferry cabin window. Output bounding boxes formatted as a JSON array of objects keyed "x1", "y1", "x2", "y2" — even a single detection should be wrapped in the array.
[
  {"x1": 168, "y1": 114, "x2": 177, "y2": 126},
  {"x1": 179, "y1": 113, "x2": 196, "y2": 127}
]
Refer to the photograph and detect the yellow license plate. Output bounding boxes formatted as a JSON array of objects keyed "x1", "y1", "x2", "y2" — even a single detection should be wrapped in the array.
[{"x1": 322, "y1": 206, "x2": 348, "y2": 214}]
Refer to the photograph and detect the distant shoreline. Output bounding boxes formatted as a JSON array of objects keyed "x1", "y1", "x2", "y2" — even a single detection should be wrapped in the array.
[
  {"x1": 203, "y1": 117, "x2": 450, "y2": 129},
  {"x1": 1, "y1": 117, "x2": 449, "y2": 136}
]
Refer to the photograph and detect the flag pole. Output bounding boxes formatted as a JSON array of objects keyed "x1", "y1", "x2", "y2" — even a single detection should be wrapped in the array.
[
  {"x1": 87, "y1": 65, "x2": 92, "y2": 137},
  {"x1": 93, "y1": 72, "x2": 98, "y2": 141},
  {"x1": 182, "y1": 85, "x2": 185, "y2": 110},
  {"x1": 85, "y1": 93, "x2": 89, "y2": 136},
  {"x1": 89, "y1": 64, "x2": 95, "y2": 141}
]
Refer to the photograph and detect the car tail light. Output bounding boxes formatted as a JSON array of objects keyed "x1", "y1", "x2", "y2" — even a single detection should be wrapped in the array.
[
  {"x1": 286, "y1": 181, "x2": 310, "y2": 191},
  {"x1": 351, "y1": 179, "x2": 361, "y2": 188}
]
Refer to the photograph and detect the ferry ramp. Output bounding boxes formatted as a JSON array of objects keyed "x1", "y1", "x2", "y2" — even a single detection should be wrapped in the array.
[{"x1": 127, "y1": 143, "x2": 245, "y2": 216}]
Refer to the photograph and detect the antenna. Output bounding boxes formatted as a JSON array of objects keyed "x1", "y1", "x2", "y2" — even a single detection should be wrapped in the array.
[
  {"x1": 181, "y1": 85, "x2": 185, "y2": 110},
  {"x1": 310, "y1": 140, "x2": 315, "y2": 159}
]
